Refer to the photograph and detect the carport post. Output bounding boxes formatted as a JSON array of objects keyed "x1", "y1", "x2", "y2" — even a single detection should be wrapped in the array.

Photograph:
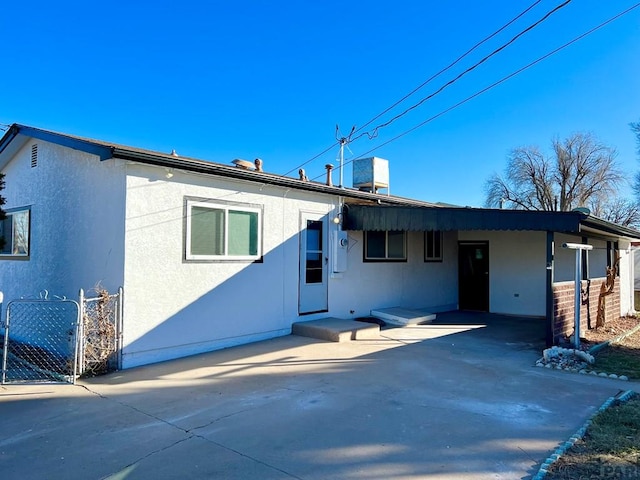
[
  {"x1": 545, "y1": 232, "x2": 554, "y2": 347},
  {"x1": 562, "y1": 243, "x2": 593, "y2": 349}
]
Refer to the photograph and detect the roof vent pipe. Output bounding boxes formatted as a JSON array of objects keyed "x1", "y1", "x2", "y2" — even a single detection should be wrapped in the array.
[{"x1": 325, "y1": 164, "x2": 334, "y2": 186}]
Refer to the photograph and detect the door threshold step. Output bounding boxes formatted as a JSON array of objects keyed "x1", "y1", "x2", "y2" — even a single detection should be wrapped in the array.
[
  {"x1": 292, "y1": 318, "x2": 380, "y2": 342},
  {"x1": 371, "y1": 307, "x2": 436, "y2": 326}
]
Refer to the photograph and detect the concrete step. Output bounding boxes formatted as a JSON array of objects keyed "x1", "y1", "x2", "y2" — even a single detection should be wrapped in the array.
[
  {"x1": 292, "y1": 318, "x2": 380, "y2": 342},
  {"x1": 371, "y1": 307, "x2": 436, "y2": 326}
]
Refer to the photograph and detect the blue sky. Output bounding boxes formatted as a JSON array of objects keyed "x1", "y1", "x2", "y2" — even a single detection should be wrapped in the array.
[{"x1": 1, "y1": 1, "x2": 639, "y2": 207}]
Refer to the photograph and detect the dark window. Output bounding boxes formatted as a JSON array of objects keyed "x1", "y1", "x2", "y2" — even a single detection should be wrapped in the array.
[
  {"x1": 364, "y1": 231, "x2": 406, "y2": 261},
  {"x1": 305, "y1": 220, "x2": 323, "y2": 283},
  {"x1": 0, "y1": 208, "x2": 30, "y2": 258}
]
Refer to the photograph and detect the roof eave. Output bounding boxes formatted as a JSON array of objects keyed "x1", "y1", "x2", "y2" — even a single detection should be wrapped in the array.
[
  {"x1": 580, "y1": 216, "x2": 640, "y2": 241},
  {"x1": 112, "y1": 147, "x2": 440, "y2": 206},
  {"x1": 0, "y1": 124, "x2": 114, "y2": 170}
]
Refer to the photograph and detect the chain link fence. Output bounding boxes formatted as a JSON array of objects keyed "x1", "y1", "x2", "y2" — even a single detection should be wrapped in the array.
[
  {"x1": 1, "y1": 298, "x2": 80, "y2": 384},
  {"x1": 0, "y1": 287, "x2": 123, "y2": 384}
]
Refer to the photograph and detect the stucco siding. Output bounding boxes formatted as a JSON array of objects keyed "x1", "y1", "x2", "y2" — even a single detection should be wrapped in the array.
[
  {"x1": 121, "y1": 164, "x2": 338, "y2": 367},
  {"x1": 458, "y1": 230, "x2": 546, "y2": 317},
  {"x1": 328, "y1": 230, "x2": 458, "y2": 317},
  {"x1": 553, "y1": 233, "x2": 608, "y2": 283},
  {"x1": 121, "y1": 163, "x2": 462, "y2": 367},
  {"x1": 0, "y1": 140, "x2": 126, "y2": 305}
]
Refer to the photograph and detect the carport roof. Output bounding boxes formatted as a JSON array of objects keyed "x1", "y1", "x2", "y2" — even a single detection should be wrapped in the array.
[{"x1": 342, "y1": 204, "x2": 640, "y2": 240}]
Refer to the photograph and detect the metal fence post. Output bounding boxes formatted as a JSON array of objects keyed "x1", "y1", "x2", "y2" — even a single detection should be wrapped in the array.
[
  {"x1": 78, "y1": 288, "x2": 85, "y2": 377},
  {"x1": 1, "y1": 291, "x2": 7, "y2": 385},
  {"x1": 117, "y1": 286, "x2": 124, "y2": 370}
]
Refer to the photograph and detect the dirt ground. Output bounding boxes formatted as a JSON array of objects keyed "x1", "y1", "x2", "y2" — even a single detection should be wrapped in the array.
[{"x1": 581, "y1": 315, "x2": 640, "y2": 348}]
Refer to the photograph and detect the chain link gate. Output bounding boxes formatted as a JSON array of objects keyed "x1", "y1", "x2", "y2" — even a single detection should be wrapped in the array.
[
  {"x1": 1, "y1": 298, "x2": 80, "y2": 384},
  {"x1": 78, "y1": 287, "x2": 123, "y2": 377}
]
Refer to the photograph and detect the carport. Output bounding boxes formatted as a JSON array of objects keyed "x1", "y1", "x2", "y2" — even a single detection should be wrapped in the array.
[{"x1": 342, "y1": 203, "x2": 640, "y2": 346}]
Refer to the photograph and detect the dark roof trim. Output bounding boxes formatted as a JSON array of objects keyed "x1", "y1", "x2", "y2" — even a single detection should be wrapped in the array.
[
  {"x1": 342, "y1": 204, "x2": 640, "y2": 240},
  {"x1": 0, "y1": 124, "x2": 441, "y2": 207},
  {"x1": 111, "y1": 146, "x2": 439, "y2": 204},
  {"x1": 581, "y1": 216, "x2": 640, "y2": 239},
  {"x1": 1, "y1": 124, "x2": 114, "y2": 161},
  {"x1": 0, "y1": 124, "x2": 19, "y2": 156}
]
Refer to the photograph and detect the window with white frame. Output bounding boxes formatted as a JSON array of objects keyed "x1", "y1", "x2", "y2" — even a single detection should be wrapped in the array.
[
  {"x1": 364, "y1": 230, "x2": 406, "y2": 261},
  {"x1": 0, "y1": 208, "x2": 30, "y2": 258},
  {"x1": 424, "y1": 230, "x2": 443, "y2": 262},
  {"x1": 186, "y1": 200, "x2": 261, "y2": 261}
]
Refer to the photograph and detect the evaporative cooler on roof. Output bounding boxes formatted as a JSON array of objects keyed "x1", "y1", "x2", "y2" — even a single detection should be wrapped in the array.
[{"x1": 352, "y1": 157, "x2": 389, "y2": 193}]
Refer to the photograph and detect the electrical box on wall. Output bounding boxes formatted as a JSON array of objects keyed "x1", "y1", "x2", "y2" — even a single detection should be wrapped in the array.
[{"x1": 333, "y1": 230, "x2": 348, "y2": 273}]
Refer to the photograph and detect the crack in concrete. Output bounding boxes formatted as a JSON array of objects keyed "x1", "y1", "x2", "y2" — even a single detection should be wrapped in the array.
[
  {"x1": 79, "y1": 384, "x2": 304, "y2": 480},
  {"x1": 99, "y1": 436, "x2": 194, "y2": 480},
  {"x1": 187, "y1": 406, "x2": 261, "y2": 432}
]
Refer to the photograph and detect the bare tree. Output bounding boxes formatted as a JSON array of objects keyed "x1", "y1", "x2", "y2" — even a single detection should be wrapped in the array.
[
  {"x1": 632, "y1": 120, "x2": 640, "y2": 200},
  {"x1": 591, "y1": 198, "x2": 640, "y2": 228},
  {"x1": 485, "y1": 133, "x2": 631, "y2": 221}
]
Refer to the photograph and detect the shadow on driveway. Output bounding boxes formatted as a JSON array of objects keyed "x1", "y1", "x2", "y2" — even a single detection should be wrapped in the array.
[{"x1": 0, "y1": 312, "x2": 634, "y2": 480}]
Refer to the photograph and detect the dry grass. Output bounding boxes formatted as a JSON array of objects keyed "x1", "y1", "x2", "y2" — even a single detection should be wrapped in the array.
[
  {"x1": 582, "y1": 316, "x2": 640, "y2": 380},
  {"x1": 545, "y1": 317, "x2": 640, "y2": 479},
  {"x1": 545, "y1": 395, "x2": 640, "y2": 479}
]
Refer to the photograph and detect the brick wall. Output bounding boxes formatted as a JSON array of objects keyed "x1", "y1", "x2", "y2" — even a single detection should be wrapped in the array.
[{"x1": 552, "y1": 277, "x2": 620, "y2": 344}]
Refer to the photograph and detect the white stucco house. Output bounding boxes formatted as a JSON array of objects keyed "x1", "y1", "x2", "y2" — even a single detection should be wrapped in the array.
[{"x1": 1, "y1": 124, "x2": 638, "y2": 369}]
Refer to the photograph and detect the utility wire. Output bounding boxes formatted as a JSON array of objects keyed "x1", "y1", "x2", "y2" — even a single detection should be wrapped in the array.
[
  {"x1": 306, "y1": 2, "x2": 640, "y2": 182},
  {"x1": 349, "y1": 0, "x2": 573, "y2": 143},
  {"x1": 279, "y1": 142, "x2": 338, "y2": 177},
  {"x1": 278, "y1": 0, "x2": 564, "y2": 181},
  {"x1": 281, "y1": 0, "x2": 544, "y2": 177},
  {"x1": 277, "y1": 0, "x2": 545, "y2": 180},
  {"x1": 353, "y1": 0, "x2": 543, "y2": 136},
  {"x1": 118, "y1": 3, "x2": 640, "y2": 234}
]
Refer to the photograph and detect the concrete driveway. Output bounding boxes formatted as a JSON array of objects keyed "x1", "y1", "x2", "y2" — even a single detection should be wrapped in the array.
[{"x1": 1, "y1": 312, "x2": 637, "y2": 479}]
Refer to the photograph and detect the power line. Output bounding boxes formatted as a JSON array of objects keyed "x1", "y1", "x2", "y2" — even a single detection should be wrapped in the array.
[
  {"x1": 353, "y1": 0, "x2": 544, "y2": 136},
  {"x1": 282, "y1": 0, "x2": 544, "y2": 177},
  {"x1": 279, "y1": 142, "x2": 338, "y2": 178},
  {"x1": 349, "y1": 0, "x2": 573, "y2": 143},
  {"x1": 306, "y1": 2, "x2": 640, "y2": 182},
  {"x1": 110, "y1": 1, "x2": 640, "y2": 236},
  {"x1": 277, "y1": 1, "x2": 545, "y2": 180}
]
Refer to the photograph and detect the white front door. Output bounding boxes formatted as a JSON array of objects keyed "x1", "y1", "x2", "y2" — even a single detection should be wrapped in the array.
[{"x1": 299, "y1": 212, "x2": 328, "y2": 314}]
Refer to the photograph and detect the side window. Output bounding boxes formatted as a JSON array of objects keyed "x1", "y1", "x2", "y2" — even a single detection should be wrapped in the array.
[
  {"x1": 425, "y1": 230, "x2": 443, "y2": 262},
  {"x1": 0, "y1": 208, "x2": 30, "y2": 259},
  {"x1": 364, "y1": 230, "x2": 406, "y2": 261},
  {"x1": 186, "y1": 200, "x2": 261, "y2": 261}
]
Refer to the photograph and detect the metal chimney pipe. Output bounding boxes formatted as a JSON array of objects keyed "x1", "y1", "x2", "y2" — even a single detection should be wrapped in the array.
[{"x1": 325, "y1": 164, "x2": 334, "y2": 186}]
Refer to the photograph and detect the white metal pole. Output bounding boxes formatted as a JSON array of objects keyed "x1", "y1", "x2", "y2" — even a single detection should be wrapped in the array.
[
  {"x1": 562, "y1": 243, "x2": 593, "y2": 350},
  {"x1": 339, "y1": 139, "x2": 344, "y2": 188},
  {"x1": 574, "y1": 248, "x2": 581, "y2": 349}
]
